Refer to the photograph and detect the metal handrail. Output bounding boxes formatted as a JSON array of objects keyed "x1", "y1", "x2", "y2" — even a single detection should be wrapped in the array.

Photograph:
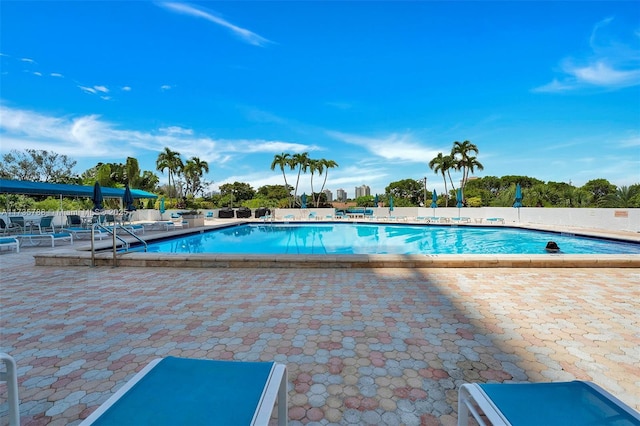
[{"x1": 90, "y1": 223, "x2": 147, "y2": 267}]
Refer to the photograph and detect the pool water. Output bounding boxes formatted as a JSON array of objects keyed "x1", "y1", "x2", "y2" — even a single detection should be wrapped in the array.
[{"x1": 142, "y1": 224, "x2": 640, "y2": 255}]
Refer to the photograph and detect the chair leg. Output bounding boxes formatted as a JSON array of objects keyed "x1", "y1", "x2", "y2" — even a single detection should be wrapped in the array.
[{"x1": 0, "y1": 353, "x2": 20, "y2": 426}]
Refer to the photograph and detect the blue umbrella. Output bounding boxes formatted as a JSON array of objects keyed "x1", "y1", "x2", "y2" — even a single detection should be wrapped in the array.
[
  {"x1": 301, "y1": 193, "x2": 307, "y2": 209},
  {"x1": 456, "y1": 188, "x2": 463, "y2": 217},
  {"x1": 430, "y1": 189, "x2": 438, "y2": 216},
  {"x1": 123, "y1": 184, "x2": 136, "y2": 212},
  {"x1": 159, "y1": 197, "x2": 166, "y2": 219},
  {"x1": 374, "y1": 194, "x2": 379, "y2": 207},
  {"x1": 92, "y1": 182, "x2": 103, "y2": 212},
  {"x1": 513, "y1": 183, "x2": 523, "y2": 207},
  {"x1": 388, "y1": 195, "x2": 394, "y2": 213},
  {"x1": 514, "y1": 183, "x2": 523, "y2": 221}
]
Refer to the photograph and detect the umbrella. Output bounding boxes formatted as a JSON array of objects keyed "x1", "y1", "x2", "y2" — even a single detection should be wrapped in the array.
[
  {"x1": 159, "y1": 197, "x2": 166, "y2": 219},
  {"x1": 123, "y1": 184, "x2": 136, "y2": 212},
  {"x1": 514, "y1": 183, "x2": 523, "y2": 221},
  {"x1": 301, "y1": 193, "x2": 307, "y2": 209},
  {"x1": 430, "y1": 189, "x2": 438, "y2": 216},
  {"x1": 456, "y1": 188, "x2": 463, "y2": 217},
  {"x1": 388, "y1": 195, "x2": 394, "y2": 214},
  {"x1": 374, "y1": 194, "x2": 379, "y2": 207},
  {"x1": 92, "y1": 182, "x2": 103, "y2": 212}
]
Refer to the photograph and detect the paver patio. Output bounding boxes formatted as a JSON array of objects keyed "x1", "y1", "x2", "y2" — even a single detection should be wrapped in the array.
[{"x1": 1, "y1": 246, "x2": 639, "y2": 425}]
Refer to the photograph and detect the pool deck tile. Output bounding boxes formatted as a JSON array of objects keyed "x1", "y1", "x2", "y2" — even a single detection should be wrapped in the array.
[{"x1": 1, "y1": 238, "x2": 639, "y2": 425}]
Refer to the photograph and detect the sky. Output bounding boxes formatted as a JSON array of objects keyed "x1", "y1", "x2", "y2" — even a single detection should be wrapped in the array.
[{"x1": 1, "y1": 1, "x2": 639, "y2": 198}]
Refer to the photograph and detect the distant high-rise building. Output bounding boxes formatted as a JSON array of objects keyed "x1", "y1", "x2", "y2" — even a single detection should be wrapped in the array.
[
  {"x1": 323, "y1": 189, "x2": 333, "y2": 202},
  {"x1": 355, "y1": 185, "x2": 371, "y2": 198},
  {"x1": 336, "y1": 188, "x2": 347, "y2": 201}
]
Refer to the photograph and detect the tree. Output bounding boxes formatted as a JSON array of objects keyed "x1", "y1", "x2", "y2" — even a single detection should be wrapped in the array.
[
  {"x1": 256, "y1": 184, "x2": 293, "y2": 200},
  {"x1": 451, "y1": 140, "x2": 482, "y2": 200},
  {"x1": 291, "y1": 152, "x2": 309, "y2": 207},
  {"x1": 317, "y1": 159, "x2": 338, "y2": 207},
  {"x1": 156, "y1": 148, "x2": 184, "y2": 203},
  {"x1": 385, "y1": 179, "x2": 423, "y2": 205},
  {"x1": 581, "y1": 179, "x2": 617, "y2": 205},
  {"x1": 429, "y1": 153, "x2": 456, "y2": 206},
  {"x1": 183, "y1": 157, "x2": 209, "y2": 196},
  {"x1": 307, "y1": 159, "x2": 322, "y2": 207},
  {"x1": 602, "y1": 186, "x2": 639, "y2": 208},
  {"x1": 123, "y1": 157, "x2": 142, "y2": 188},
  {"x1": 0, "y1": 149, "x2": 78, "y2": 183},
  {"x1": 219, "y1": 182, "x2": 256, "y2": 205},
  {"x1": 270, "y1": 153, "x2": 294, "y2": 207}
]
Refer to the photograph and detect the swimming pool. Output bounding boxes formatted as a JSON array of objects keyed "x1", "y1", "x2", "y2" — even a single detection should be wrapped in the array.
[{"x1": 140, "y1": 223, "x2": 640, "y2": 255}]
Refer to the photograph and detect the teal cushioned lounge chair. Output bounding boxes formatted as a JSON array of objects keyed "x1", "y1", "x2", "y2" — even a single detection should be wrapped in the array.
[
  {"x1": 458, "y1": 381, "x2": 640, "y2": 426},
  {"x1": 80, "y1": 356, "x2": 288, "y2": 426}
]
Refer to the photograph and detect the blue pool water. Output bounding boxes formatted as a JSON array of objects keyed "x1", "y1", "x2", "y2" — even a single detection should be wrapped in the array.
[{"x1": 141, "y1": 224, "x2": 640, "y2": 255}]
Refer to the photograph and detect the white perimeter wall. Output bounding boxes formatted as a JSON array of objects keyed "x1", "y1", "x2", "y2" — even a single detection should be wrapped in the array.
[{"x1": 3, "y1": 207, "x2": 638, "y2": 233}]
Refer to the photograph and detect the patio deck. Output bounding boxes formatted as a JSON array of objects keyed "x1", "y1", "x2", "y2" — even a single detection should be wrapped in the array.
[{"x1": 0, "y1": 239, "x2": 638, "y2": 425}]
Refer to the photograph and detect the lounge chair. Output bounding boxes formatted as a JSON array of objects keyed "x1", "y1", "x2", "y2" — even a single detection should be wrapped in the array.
[
  {"x1": 15, "y1": 232, "x2": 73, "y2": 247},
  {"x1": 283, "y1": 214, "x2": 295, "y2": 221},
  {"x1": 7, "y1": 216, "x2": 25, "y2": 233},
  {"x1": 145, "y1": 221, "x2": 176, "y2": 231},
  {"x1": 206, "y1": 211, "x2": 214, "y2": 218},
  {"x1": 67, "y1": 214, "x2": 84, "y2": 227},
  {"x1": 0, "y1": 218, "x2": 22, "y2": 235},
  {"x1": 80, "y1": 356, "x2": 288, "y2": 426},
  {"x1": 36, "y1": 215, "x2": 57, "y2": 233},
  {"x1": 457, "y1": 381, "x2": 640, "y2": 426},
  {"x1": 63, "y1": 227, "x2": 107, "y2": 240},
  {"x1": 485, "y1": 217, "x2": 505, "y2": 224},
  {"x1": 451, "y1": 217, "x2": 471, "y2": 223},
  {"x1": 0, "y1": 353, "x2": 20, "y2": 426},
  {"x1": 0, "y1": 237, "x2": 20, "y2": 253}
]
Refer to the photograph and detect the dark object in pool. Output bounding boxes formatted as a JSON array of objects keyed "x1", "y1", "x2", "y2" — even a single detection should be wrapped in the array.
[
  {"x1": 236, "y1": 207, "x2": 252, "y2": 218},
  {"x1": 545, "y1": 241, "x2": 560, "y2": 253},
  {"x1": 255, "y1": 208, "x2": 271, "y2": 218},
  {"x1": 219, "y1": 208, "x2": 235, "y2": 219}
]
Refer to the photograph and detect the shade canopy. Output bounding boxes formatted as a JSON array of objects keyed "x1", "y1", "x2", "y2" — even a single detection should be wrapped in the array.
[
  {"x1": 430, "y1": 190, "x2": 438, "y2": 209},
  {"x1": 301, "y1": 193, "x2": 307, "y2": 209},
  {"x1": 456, "y1": 188, "x2": 463, "y2": 209},
  {"x1": 0, "y1": 179, "x2": 157, "y2": 199},
  {"x1": 389, "y1": 195, "x2": 394, "y2": 211}
]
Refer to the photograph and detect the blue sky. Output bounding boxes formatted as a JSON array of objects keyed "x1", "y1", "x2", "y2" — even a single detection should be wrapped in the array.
[{"x1": 1, "y1": 1, "x2": 639, "y2": 198}]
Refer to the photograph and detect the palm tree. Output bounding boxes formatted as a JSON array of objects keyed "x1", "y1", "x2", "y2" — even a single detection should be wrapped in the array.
[
  {"x1": 292, "y1": 152, "x2": 309, "y2": 207},
  {"x1": 452, "y1": 140, "x2": 479, "y2": 199},
  {"x1": 464, "y1": 155, "x2": 484, "y2": 192},
  {"x1": 317, "y1": 158, "x2": 338, "y2": 207},
  {"x1": 184, "y1": 156, "x2": 209, "y2": 196},
  {"x1": 270, "y1": 153, "x2": 294, "y2": 207},
  {"x1": 429, "y1": 152, "x2": 456, "y2": 206},
  {"x1": 156, "y1": 147, "x2": 183, "y2": 204},
  {"x1": 307, "y1": 159, "x2": 322, "y2": 207}
]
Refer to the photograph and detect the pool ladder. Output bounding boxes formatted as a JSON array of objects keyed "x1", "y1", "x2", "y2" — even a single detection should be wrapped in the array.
[{"x1": 90, "y1": 223, "x2": 148, "y2": 267}]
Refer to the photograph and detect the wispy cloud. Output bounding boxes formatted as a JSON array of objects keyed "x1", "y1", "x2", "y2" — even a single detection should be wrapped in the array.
[
  {"x1": 157, "y1": 2, "x2": 272, "y2": 47},
  {"x1": 534, "y1": 17, "x2": 640, "y2": 93},
  {"x1": 20, "y1": 57, "x2": 36, "y2": 64},
  {"x1": 160, "y1": 126, "x2": 193, "y2": 136},
  {"x1": 0, "y1": 105, "x2": 311, "y2": 171},
  {"x1": 50, "y1": 72, "x2": 64, "y2": 78},
  {"x1": 78, "y1": 84, "x2": 110, "y2": 99},
  {"x1": 121, "y1": 86, "x2": 131, "y2": 91},
  {"x1": 327, "y1": 130, "x2": 439, "y2": 163},
  {"x1": 160, "y1": 84, "x2": 172, "y2": 91}
]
